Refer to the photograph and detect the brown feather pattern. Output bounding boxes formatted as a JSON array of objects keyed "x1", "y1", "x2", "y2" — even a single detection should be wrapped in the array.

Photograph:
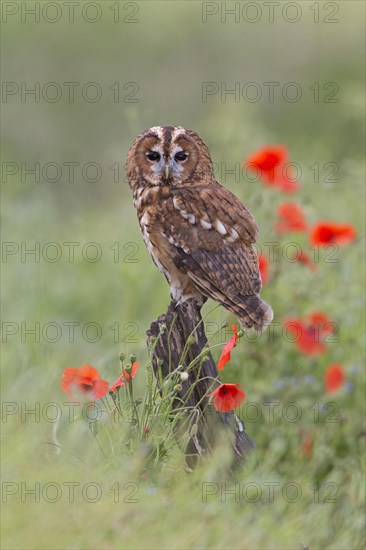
[{"x1": 126, "y1": 126, "x2": 273, "y2": 332}]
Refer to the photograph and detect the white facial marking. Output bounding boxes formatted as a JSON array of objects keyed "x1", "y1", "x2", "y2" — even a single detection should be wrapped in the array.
[
  {"x1": 168, "y1": 144, "x2": 185, "y2": 175},
  {"x1": 214, "y1": 219, "x2": 227, "y2": 236},
  {"x1": 149, "y1": 126, "x2": 164, "y2": 139},
  {"x1": 149, "y1": 145, "x2": 164, "y2": 176},
  {"x1": 171, "y1": 127, "x2": 186, "y2": 140},
  {"x1": 171, "y1": 145, "x2": 183, "y2": 155}
]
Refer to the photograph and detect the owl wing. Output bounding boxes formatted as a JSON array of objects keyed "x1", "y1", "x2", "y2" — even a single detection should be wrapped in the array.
[{"x1": 162, "y1": 182, "x2": 262, "y2": 299}]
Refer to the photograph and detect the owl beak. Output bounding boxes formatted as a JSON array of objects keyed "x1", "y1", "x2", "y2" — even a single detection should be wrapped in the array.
[{"x1": 165, "y1": 165, "x2": 170, "y2": 180}]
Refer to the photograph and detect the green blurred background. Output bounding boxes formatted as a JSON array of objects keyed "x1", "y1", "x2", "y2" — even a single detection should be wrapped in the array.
[{"x1": 2, "y1": 1, "x2": 365, "y2": 549}]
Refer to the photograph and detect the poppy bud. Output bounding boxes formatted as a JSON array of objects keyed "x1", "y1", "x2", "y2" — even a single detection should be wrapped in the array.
[{"x1": 187, "y1": 335, "x2": 196, "y2": 347}]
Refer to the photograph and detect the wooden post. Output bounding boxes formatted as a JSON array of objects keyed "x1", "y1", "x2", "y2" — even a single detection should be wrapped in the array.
[{"x1": 146, "y1": 298, "x2": 254, "y2": 469}]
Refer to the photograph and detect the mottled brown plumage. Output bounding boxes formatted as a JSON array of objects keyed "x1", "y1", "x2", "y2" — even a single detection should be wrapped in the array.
[{"x1": 126, "y1": 126, "x2": 273, "y2": 331}]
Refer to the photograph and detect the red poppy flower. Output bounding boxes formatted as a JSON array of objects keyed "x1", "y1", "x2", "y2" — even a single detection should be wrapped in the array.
[
  {"x1": 246, "y1": 145, "x2": 287, "y2": 173},
  {"x1": 284, "y1": 312, "x2": 332, "y2": 356},
  {"x1": 61, "y1": 365, "x2": 109, "y2": 401},
  {"x1": 244, "y1": 146, "x2": 300, "y2": 193},
  {"x1": 109, "y1": 361, "x2": 140, "y2": 393},
  {"x1": 292, "y1": 324, "x2": 326, "y2": 355},
  {"x1": 324, "y1": 364, "x2": 345, "y2": 393},
  {"x1": 310, "y1": 222, "x2": 356, "y2": 246},
  {"x1": 217, "y1": 325, "x2": 239, "y2": 371},
  {"x1": 291, "y1": 250, "x2": 316, "y2": 272},
  {"x1": 258, "y1": 253, "x2": 269, "y2": 284},
  {"x1": 275, "y1": 202, "x2": 307, "y2": 232},
  {"x1": 308, "y1": 312, "x2": 331, "y2": 326},
  {"x1": 208, "y1": 383, "x2": 246, "y2": 412}
]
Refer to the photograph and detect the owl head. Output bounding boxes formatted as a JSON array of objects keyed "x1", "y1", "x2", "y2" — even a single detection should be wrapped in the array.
[{"x1": 126, "y1": 126, "x2": 214, "y2": 192}]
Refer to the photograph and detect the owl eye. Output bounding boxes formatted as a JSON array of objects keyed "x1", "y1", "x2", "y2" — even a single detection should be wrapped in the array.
[
  {"x1": 175, "y1": 152, "x2": 188, "y2": 162},
  {"x1": 147, "y1": 152, "x2": 161, "y2": 162}
]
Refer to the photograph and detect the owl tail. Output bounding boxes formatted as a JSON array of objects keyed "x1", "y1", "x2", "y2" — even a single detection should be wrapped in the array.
[{"x1": 236, "y1": 294, "x2": 273, "y2": 333}]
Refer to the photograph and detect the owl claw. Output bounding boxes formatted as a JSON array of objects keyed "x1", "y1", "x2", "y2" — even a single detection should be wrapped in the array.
[{"x1": 175, "y1": 294, "x2": 205, "y2": 308}]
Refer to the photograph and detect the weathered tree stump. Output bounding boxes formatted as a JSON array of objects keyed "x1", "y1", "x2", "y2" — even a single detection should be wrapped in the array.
[{"x1": 146, "y1": 299, "x2": 254, "y2": 469}]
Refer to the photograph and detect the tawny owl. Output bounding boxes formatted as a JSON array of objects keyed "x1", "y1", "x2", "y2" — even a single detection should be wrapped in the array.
[{"x1": 126, "y1": 126, "x2": 273, "y2": 332}]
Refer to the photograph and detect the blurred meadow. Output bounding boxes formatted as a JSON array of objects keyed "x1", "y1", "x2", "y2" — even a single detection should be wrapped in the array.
[{"x1": 1, "y1": 1, "x2": 365, "y2": 549}]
